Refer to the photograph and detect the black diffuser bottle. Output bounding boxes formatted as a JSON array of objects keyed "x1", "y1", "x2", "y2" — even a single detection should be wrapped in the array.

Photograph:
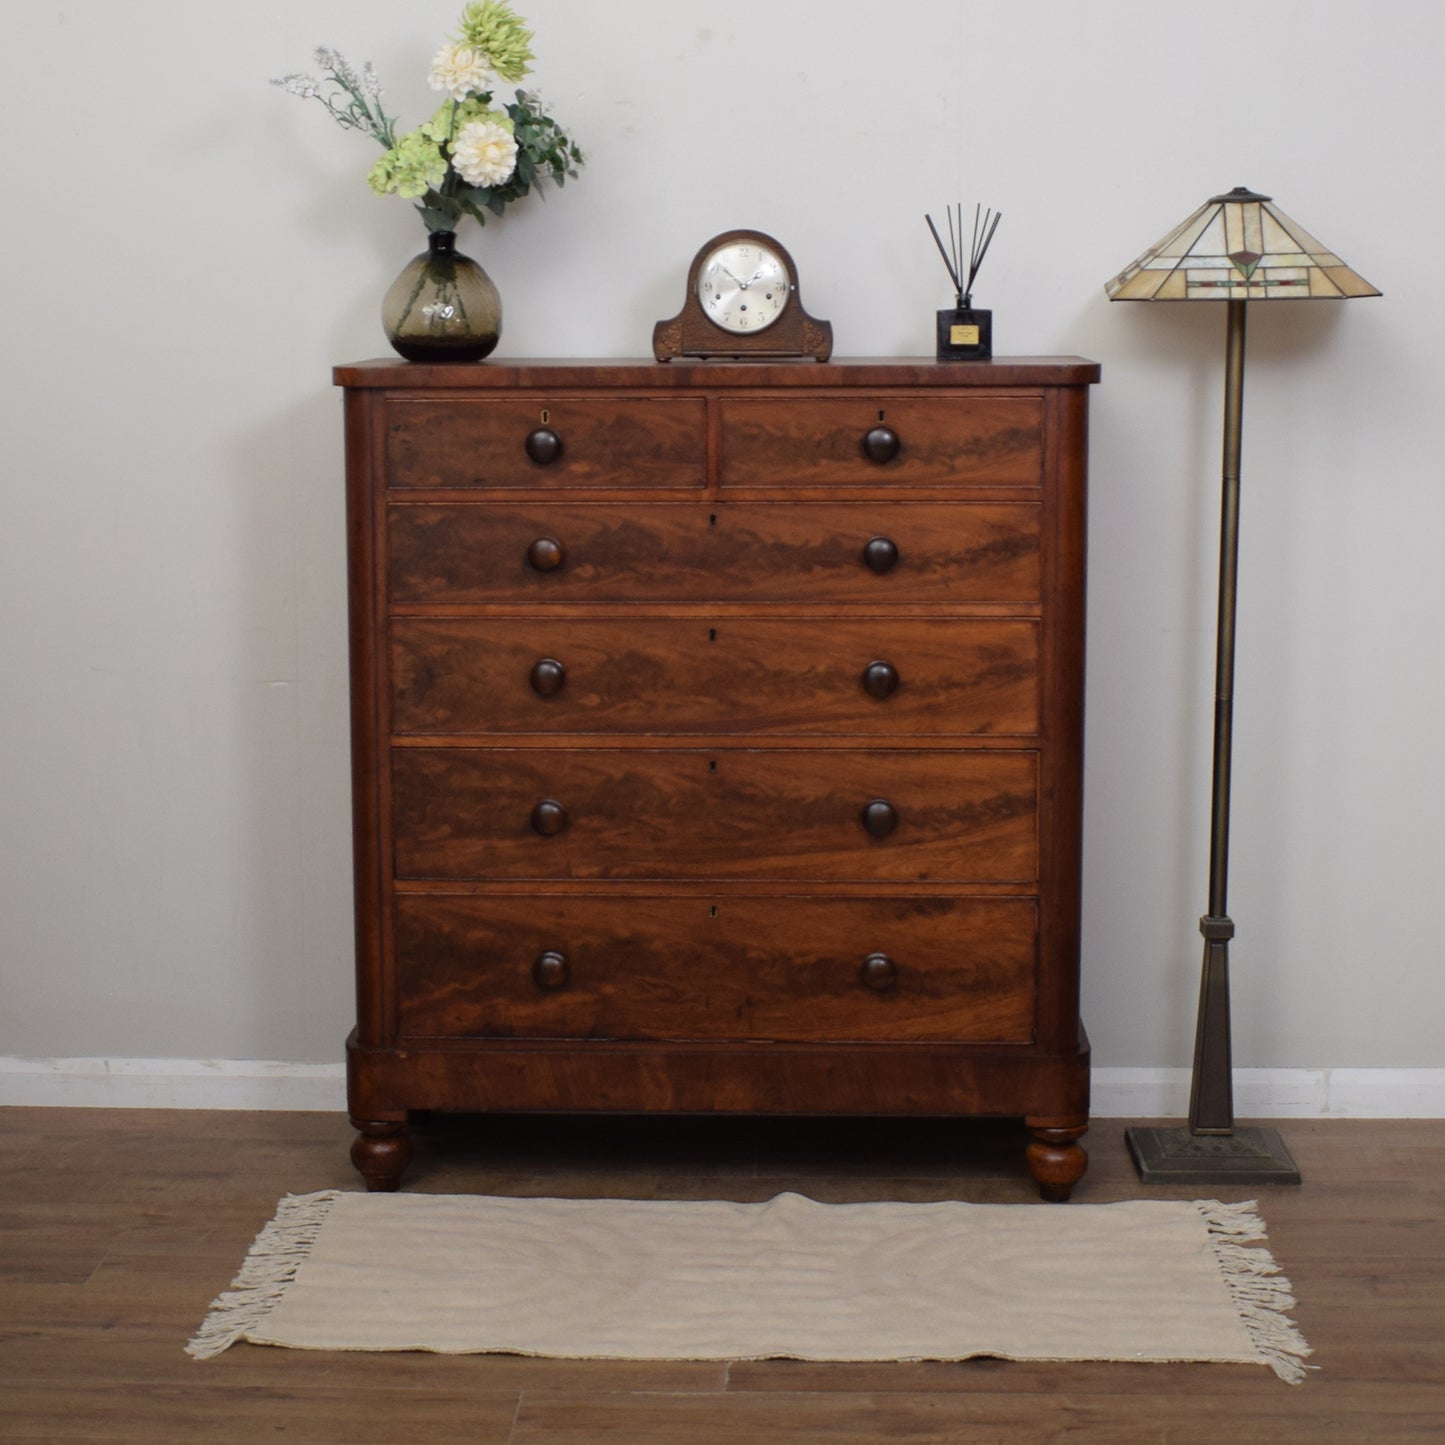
[
  {"x1": 928, "y1": 204, "x2": 1000, "y2": 360},
  {"x1": 936, "y1": 303, "x2": 993, "y2": 361}
]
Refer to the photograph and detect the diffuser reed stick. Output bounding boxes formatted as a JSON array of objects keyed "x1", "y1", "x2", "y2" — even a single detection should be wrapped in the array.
[{"x1": 925, "y1": 202, "x2": 1001, "y2": 307}]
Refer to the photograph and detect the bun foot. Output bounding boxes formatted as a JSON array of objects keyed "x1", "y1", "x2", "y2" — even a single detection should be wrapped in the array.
[
  {"x1": 350, "y1": 1119, "x2": 412, "y2": 1191},
  {"x1": 1026, "y1": 1118, "x2": 1089, "y2": 1202}
]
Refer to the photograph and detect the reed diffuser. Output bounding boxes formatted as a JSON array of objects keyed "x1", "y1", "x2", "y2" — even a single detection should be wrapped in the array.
[{"x1": 926, "y1": 202, "x2": 1000, "y2": 360}]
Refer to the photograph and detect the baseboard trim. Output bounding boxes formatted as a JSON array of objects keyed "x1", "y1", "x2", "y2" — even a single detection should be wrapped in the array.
[
  {"x1": 1090, "y1": 1067, "x2": 1445, "y2": 1119},
  {"x1": 2, "y1": 1058, "x2": 1443, "y2": 1117},
  {"x1": 0, "y1": 1057, "x2": 346, "y2": 1111}
]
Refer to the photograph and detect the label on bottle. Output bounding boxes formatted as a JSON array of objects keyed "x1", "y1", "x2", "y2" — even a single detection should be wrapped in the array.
[{"x1": 950, "y1": 324, "x2": 981, "y2": 345}]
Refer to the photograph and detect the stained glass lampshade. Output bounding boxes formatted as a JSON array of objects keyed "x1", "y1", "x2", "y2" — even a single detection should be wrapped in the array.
[{"x1": 1106, "y1": 186, "x2": 1380, "y2": 302}]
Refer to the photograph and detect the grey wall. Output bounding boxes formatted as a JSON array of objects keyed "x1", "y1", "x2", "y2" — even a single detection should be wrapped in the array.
[{"x1": 1, "y1": 0, "x2": 1438, "y2": 1076}]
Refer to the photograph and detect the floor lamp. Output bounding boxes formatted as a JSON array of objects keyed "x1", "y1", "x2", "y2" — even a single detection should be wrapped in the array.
[{"x1": 1105, "y1": 187, "x2": 1379, "y2": 1185}]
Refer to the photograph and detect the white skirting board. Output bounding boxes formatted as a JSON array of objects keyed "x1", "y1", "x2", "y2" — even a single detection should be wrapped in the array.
[{"x1": 1, "y1": 1057, "x2": 1443, "y2": 1117}]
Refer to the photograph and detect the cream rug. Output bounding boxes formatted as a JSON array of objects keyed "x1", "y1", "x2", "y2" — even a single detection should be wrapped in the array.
[{"x1": 188, "y1": 1190, "x2": 1311, "y2": 1382}]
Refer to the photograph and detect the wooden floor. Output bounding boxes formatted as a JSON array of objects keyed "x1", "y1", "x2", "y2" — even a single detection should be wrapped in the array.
[{"x1": 1, "y1": 1108, "x2": 1442, "y2": 1443}]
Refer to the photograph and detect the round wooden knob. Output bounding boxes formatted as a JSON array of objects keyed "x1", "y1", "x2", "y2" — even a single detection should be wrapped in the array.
[
  {"x1": 529, "y1": 658, "x2": 566, "y2": 696},
  {"x1": 861, "y1": 660, "x2": 899, "y2": 698},
  {"x1": 525, "y1": 427, "x2": 563, "y2": 465},
  {"x1": 532, "y1": 950, "x2": 569, "y2": 990},
  {"x1": 861, "y1": 953, "x2": 898, "y2": 991},
  {"x1": 530, "y1": 799, "x2": 569, "y2": 836},
  {"x1": 862, "y1": 425, "x2": 900, "y2": 464},
  {"x1": 863, "y1": 537, "x2": 899, "y2": 574},
  {"x1": 527, "y1": 536, "x2": 565, "y2": 572},
  {"x1": 861, "y1": 799, "x2": 898, "y2": 838}
]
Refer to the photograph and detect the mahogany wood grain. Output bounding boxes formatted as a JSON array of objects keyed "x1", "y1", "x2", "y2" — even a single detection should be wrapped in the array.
[
  {"x1": 1032, "y1": 384, "x2": 1090, "y2": 1052},
  {"x1": 392, "y1": 893, "x2": 1038, "y2": 1043},
  {"x1": 344, "y1": 1030, "x2": 1089, "y2": 1122},
  {"x1": 387, "y1": 499, "x2": 1042, "y2": 606},
  {"x1": 335, "y1": 354, "x2": 1102, "y2": 389},
  {"x1": 717, "y1": 395, "x2": 1043, "y2": 488},
  {"x1": 387, "y1": 396, "x2": 707, "y2": 490},
  {"x1": 389, "y1": 747, "x2": 1039, "y2": 883},
  {"x1": 390, "y1": 617, "x2": 1040, "y2": 737}
]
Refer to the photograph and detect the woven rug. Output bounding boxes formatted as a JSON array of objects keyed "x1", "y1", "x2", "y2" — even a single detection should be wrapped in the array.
[{"x1": 187, "y1": 1190, "x2": 1311, "y2": 1382}]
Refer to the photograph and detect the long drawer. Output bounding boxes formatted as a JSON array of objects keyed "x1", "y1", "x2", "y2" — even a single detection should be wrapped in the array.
[
  {"x1": 394, "y1": 892, "x2": 1038, "y2": 1044},
  {"x1": 391, "y1": 617, "x2": 1039, "y2": 737},
  {"x1": 390, "y1": 747, "x2": 1038, "y2": 882},
  {"x1": 388, "y1": 500, "x2": 1042, "y2": 605}
]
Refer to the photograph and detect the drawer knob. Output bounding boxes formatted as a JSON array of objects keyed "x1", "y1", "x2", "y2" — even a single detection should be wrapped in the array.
[
  {"x1": 861, "y1": 660, "x2": 899, "y2": 699},
  {"x1": 525, "y1": 427, "x2": 564, "y2": 465},
  {"x1": 532, "y1": 950, "x2": 570, "y2": 990},
  {"x1": 861, "y1": 799, "x2": 899, "y2": 838},
  {"x1": 863, "y1": 536, "x2": 900, "y2": 573},
  {"x1": 527, "y1": 536, "x2": 565, "y2": 572},
  {"x1": 861, "y1": 953, "x2": 898, "y2": 991},
  {"x1": 530, "y1": 799, "x2": 569, "y2": 836},
  {"x1": 530, "y1": 657, "x2": 567, "y2": 696},
  {"x1": 862, "y1": 425, "x2": 900, "y2": 464}
]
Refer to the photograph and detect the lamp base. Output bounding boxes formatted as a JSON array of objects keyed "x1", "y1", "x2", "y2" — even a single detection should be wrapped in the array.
[{"x1": 1125, "y1": 1125, "x2": 1301, "y2": 1186}]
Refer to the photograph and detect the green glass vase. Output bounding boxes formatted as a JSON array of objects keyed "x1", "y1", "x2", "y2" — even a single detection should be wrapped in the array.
[{"x1": 381, "y1": 231, "x2": 501, "y2": 363}]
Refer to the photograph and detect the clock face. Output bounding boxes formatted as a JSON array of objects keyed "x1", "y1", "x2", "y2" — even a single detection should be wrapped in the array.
[{"x1": 695, "y1": 239, "x2": 792, "y2": 334}]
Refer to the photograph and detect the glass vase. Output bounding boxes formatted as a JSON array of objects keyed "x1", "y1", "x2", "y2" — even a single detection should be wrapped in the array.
[{"x1": 381, "y1": 231, "x2": 501, "y2": 363}]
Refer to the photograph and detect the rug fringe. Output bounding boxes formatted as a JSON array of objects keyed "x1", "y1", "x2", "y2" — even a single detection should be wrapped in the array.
[
  {"x1": 186, "y1": 1190, "x2": 343, "y2": 1360},
  {"x1": 1196, "y1": 1199, "x2": 1314, "y2": 1384}
]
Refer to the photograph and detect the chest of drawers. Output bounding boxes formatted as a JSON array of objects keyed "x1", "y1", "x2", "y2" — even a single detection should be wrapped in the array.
[{"x1": 334, "y1": 356, "x2": 1099, "y2": 1199}]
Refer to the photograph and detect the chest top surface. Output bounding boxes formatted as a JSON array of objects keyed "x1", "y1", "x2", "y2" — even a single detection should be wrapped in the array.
[{"x1": 334, "y1": 356, "x2": 1101, "y2": 390}]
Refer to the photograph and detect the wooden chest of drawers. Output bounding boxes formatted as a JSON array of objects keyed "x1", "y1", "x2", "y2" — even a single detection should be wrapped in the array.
[{"x1": 334, "y1": 356, "x2": 1099, "y2": 1199}]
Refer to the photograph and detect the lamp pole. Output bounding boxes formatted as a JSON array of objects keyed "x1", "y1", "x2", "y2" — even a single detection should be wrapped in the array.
[
  {"x1": 1128, "y1": 298, "x2": 1301, "y2": 1183},
  {"x1": 1190, "y1": 298, "x2": 1245, "y2": 1134}
]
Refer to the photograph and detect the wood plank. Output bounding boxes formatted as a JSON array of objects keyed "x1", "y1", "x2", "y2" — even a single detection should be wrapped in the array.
[{"x1": 508, "y1": 1387, "x2": 1445, "y2": 1443}]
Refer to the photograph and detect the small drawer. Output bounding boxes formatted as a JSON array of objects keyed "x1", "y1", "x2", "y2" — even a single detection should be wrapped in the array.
[
  {"x1": 386, "y1": 396, "x2": 707, "y2": 490},
  {"x1": 390, "y1": 747, "x2": 1038, "y2": 883},
  {"x1": 395, "y1": 893, "x2": 1038, "y2": 1044},
  {"x1": 391, "y1": 617, "x2": 1040, "y2": 737},
  {"x1": 387, "y1": 500, "x2": 1041, "y2": 605},
  {"x1": 718, "y1": 396, "x2": 1044, "y2": 488}
]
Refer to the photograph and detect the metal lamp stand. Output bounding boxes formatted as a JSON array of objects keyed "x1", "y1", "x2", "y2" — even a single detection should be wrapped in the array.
[{"x1": 1126, "y1": 299, "x2": 1302, "y2": 1185}]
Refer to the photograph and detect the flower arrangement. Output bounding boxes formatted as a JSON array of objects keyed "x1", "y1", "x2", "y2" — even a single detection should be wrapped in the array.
[{"x1": 273, "y1": 1, "x2": 583, "y2": 235}]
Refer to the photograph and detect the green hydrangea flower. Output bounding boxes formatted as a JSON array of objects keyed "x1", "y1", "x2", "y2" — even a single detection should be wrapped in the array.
[
  {"x1": 456, "y1": 1, "x2": 534, "y2": 81},
  {"x1": 367, "y1": 130, "x2": 448, "y2": 199},
  {"x1": 420, "y1": 98, "x2": 515, "y2": 143}
]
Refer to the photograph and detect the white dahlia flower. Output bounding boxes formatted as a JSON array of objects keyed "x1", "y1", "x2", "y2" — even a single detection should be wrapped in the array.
[
  {"x1": 452, "y1": 118, "x2": 518, "y2": 187},
  {"x1": 428, "y1": 42, "x2": 492, "y2": 102}
]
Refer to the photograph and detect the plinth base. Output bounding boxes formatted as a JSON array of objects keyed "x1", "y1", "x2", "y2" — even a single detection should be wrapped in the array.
[{"x1": 1126, "y1": 1125, "x2": 1301, "y2": 1186}]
